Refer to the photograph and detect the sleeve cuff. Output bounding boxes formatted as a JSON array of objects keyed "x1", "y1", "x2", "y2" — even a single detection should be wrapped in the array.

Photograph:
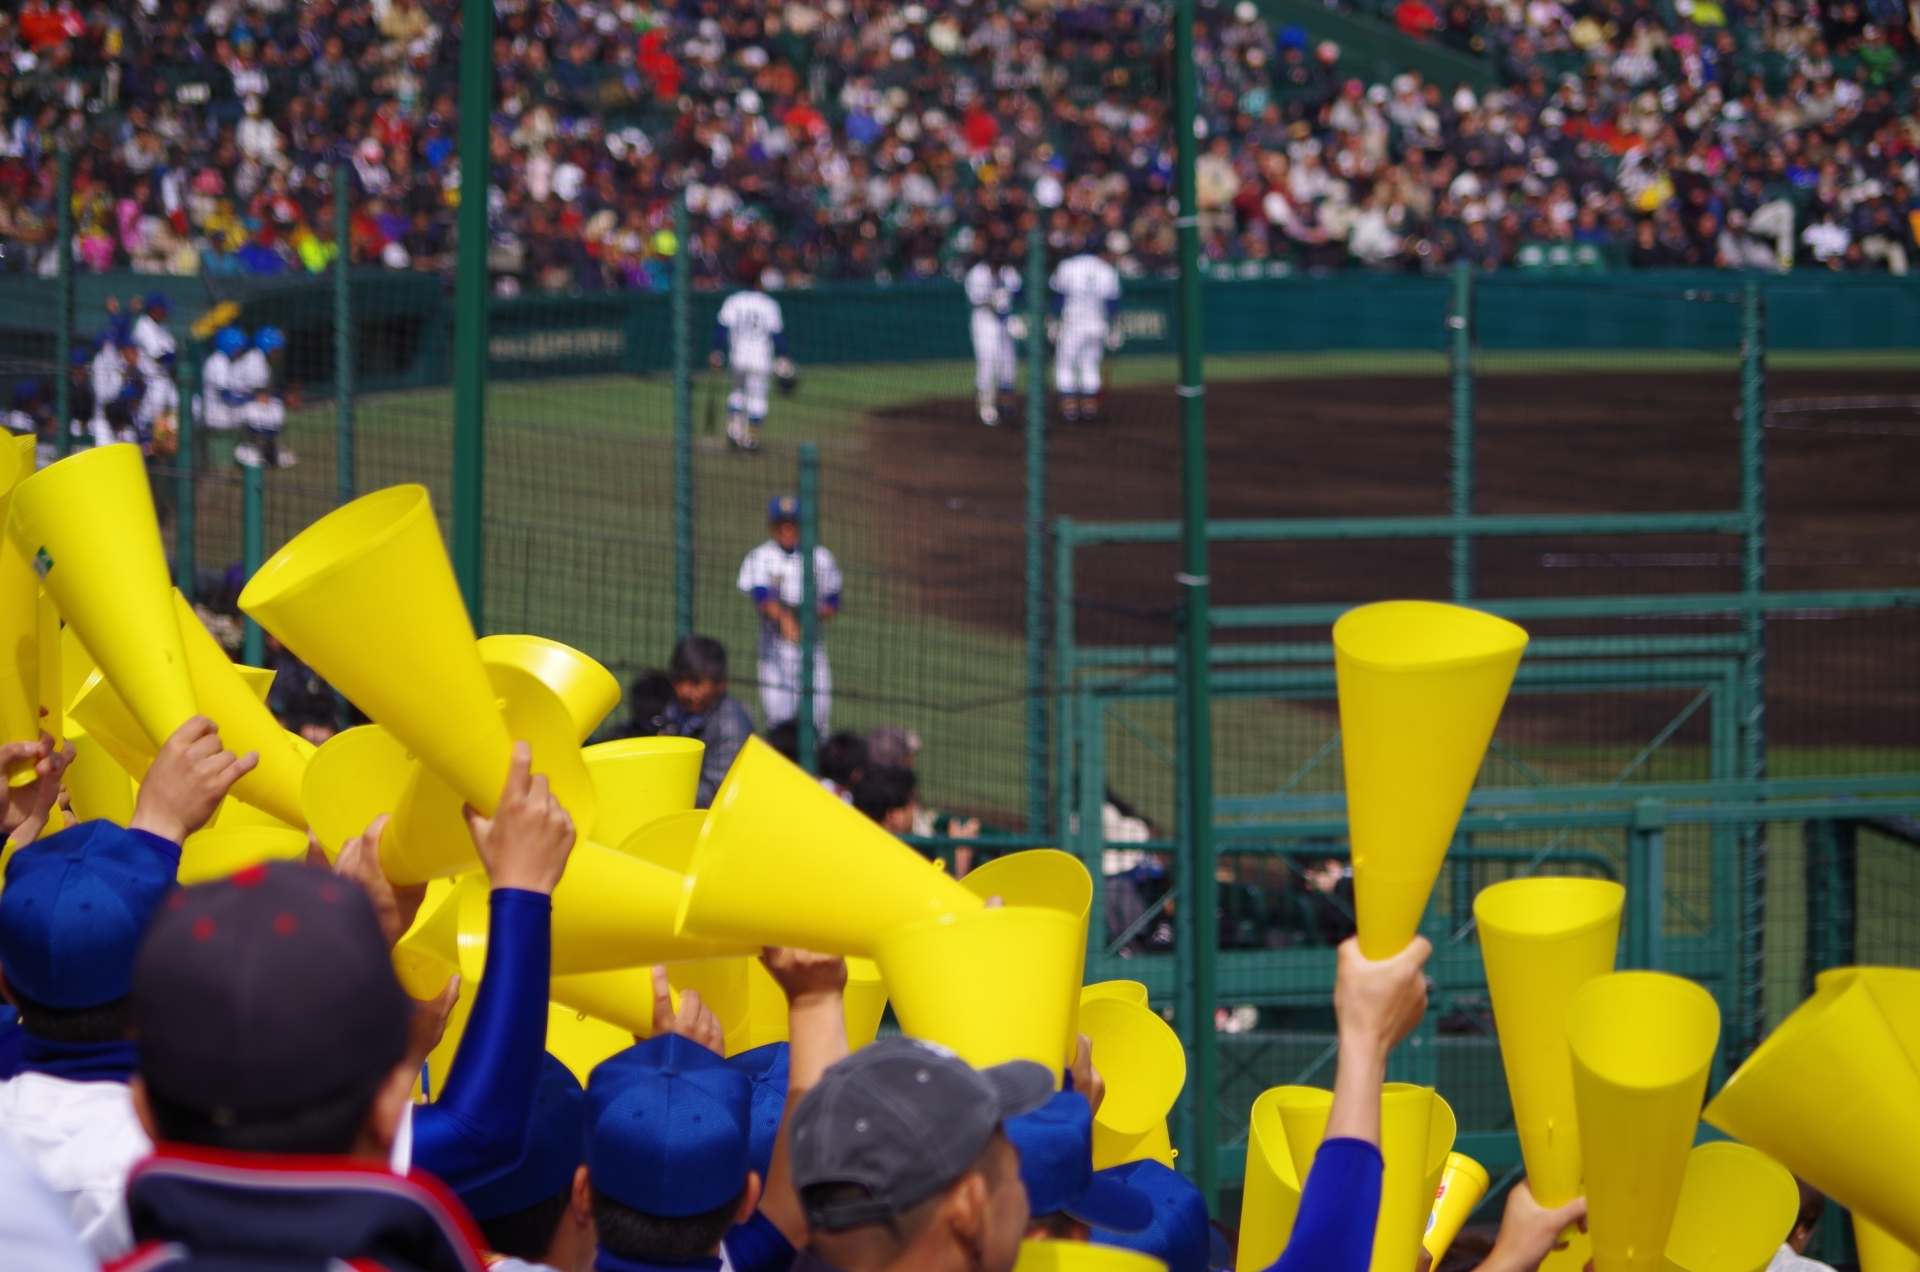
[{"x1": 126, "y1": 826, "x2": 185, "y2": 863}]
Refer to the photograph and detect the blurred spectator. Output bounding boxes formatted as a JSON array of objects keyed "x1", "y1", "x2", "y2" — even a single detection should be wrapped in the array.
[
  {"x1": 623, "y1": 669, "x2": 676, "y2": 738},
  {"x1": 852, "y1": 765, "x2": 917, "y2": 836},
  {"x1": 658, "y1": 635, "x2": 754, "y2": 808}
]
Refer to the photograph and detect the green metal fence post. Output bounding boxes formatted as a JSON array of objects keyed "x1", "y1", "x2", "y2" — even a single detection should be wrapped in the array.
[
  {"x1": 335, "y1": 178, "x2": 355, "y2": 505},
  {"x1": 797, "y1": 442, "x2": 819, "y2": 774},
  {"x1": 450, "y1": 0, "x2": 494, "y2": 625},
  {"x1": 1449, "y1": 261, "x2": 1474, "y2": 603},
  {"x1": 1053, "y1": 517, "x2": 1078, "y2": 853},
  {"x1": 1736, "y1": 280, "x2": 1768, "y2": 1059},
  {"x1": 1802, "y1": 818, "x2": 1856, "y2": 995},
  {"x1": 175, "y1": 342, "x2": 198, "y2": 598},
  {"x1": 673, "y1": 192, "x2": 694, "y2": 640},
  {"x1": 1627, "y1": 798, "x2": 1667, "y2": 970},
  {"x1": 1172, "y1": 0, "x2": 1218, "y2": 1210},
  {"x1": 1025, "y1": 218, "x2": 1049, "y2": 835},
  {"x1": 54, "y1": 143, "x2": 73, "y2": 457},
  {"x1": 242, "y1": 457, "x2": 265, "y2": 666}
]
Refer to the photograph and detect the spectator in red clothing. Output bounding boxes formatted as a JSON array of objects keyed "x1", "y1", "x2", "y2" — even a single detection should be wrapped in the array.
[
  {"x1": 962, "y1": 102, "x2": 1001, "y2": 159},
  {"x1": 1394, "y1": 0, "x2": 1443, "y2": 41}
]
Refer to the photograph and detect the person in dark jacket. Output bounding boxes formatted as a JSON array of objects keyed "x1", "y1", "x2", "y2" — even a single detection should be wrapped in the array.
[{"x1": 659, "y1": 636, "x2": 754, "y2": 807}]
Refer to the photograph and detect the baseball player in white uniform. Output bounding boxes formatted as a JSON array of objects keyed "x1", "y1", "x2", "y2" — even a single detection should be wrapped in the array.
[
  {"x1": 1050, "y1": 237, "x2": 1123, "y2": 421},
  {"x1": 710, "y1": 282, "x2": 795, "y2": 452},
  {"x1": 736, "y1": 494, "x2": 841, "y2": 734},
  {"x1": 965, "y1": 250, "x2": 1023, "y2": 426}
]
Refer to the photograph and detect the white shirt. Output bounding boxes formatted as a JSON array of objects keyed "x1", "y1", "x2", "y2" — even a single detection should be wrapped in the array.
[
  {"x1": 1050, "y1": 253, "x2": 1120, "y2": 329},
  {"x1": 1767, "y1": 1246, "x2": 1837, "y2": 1272},
  {"x1": 130, "y1": 313, "x2": 175, "y2": 376},
  {"x1": 0, "y1": 1070, "x2": 152, "y2": 1260},
  {"x1": 239, "y1": 395, "x2": 285, "y2": 433},
  {"x1": 738, "y1": 539, "x2": 843, "y2": 645},
  {"x1": 231, "y1": 348, "x2": 272, "y2": 396},
  {"x1": 0, "y1": 1136, "x2": 94, "y2": 1272},
  {"x1": 717, "y1": 290, "x2": 784, "y2": 373},
  {"x1": 965, "y1": 261, "x2": 1022, "y2": 314}
]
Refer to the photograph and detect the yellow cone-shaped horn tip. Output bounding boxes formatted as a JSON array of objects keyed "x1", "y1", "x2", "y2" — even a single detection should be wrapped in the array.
[
  {"x1": 1424, "y1": 1153, "x2": 1491, "y2": 1265},
  {"x1": 1474, "y1": 875, "x2": 1624, "y2": 1207},
  {"x1": 551, "y1": 967, "x2": 658, "y2": 1039},
  {"x1": 1082, "y1": 980, "x2": 1150, "y2": 1008},
  {"x1": 11, "y1": 445, "x2": 197, "y2": 747},
  {"x1": 875, "y1": 904, "x2": 1082, "y2": 1079},
  {"x1": 1015, "y1": 1241, "x2": 1166, "y2": 1272},
  {"x1": 1662, "y1": 1142, "x2": 1798, "y2": 1272},
  {"x1": 1568, "y1": 972, "x2": 1720, "y2": 1272},
  {"x1": 678, "y1": 736, "x2": 980, "y2": 955},
  {"x1": 844, "y1": 956, "x2": 889, "y2": 1051},
  {"x1": 1080, "y1": 995, "x2": 1186, "y2": 1137},
  {"x1": 238, "y1": 484, "x2": 514, "y2": 815},
  {"x1": 479, "y1": 634, "x2": 621, "y2": 743},
  {"x1": 585, "y1": 738, "x2": 705, "y2": 847},
  {"x1": 1334, "y1": 600, "x2": 1527, "y2": 958},
  {"x1": 172, "y1": 592, "x2": 310, "y2": 829}
]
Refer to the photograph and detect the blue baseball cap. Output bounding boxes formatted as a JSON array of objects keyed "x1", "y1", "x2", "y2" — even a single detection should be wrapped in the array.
[
  {"x1": 254, "y1": 326, "x2": 286, "y2": 353},
  {"x1": 728, "y1": 1040, "x2": 790, "y2": 1182},
  {"x1": 1092, "y1": 1160, "x2": 1211, "y2": 1272},
  {"x1": 1006, "y1": 1092, "x2": 1152, "y2": 1233},
  {"x1": 767, "y1": 494, "x2": 799, "y2": 523},
  {"x1": 144, "y1": 291, "x2": 170, "y2": 313},
  {"x1": 215, "y1": 326, "x2": 249, "y2": 357},
  {"x1": 462, "y1": 1054, "x2": 586, "y2": 1220},
  {"x1": 0, "y1": 822, "x2": 181, "y2": 1010},
  {"x1": 586, "y1": 1033, "x2": 754, "y2": 1217}
]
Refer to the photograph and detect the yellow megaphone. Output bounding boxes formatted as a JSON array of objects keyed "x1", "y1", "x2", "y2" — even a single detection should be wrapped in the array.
[
  {"x1": 1704, "y1": 971, "x2": 1920, "y2": 1252},
  {"x1": 1424, "y1": 1153, "x2": 1490, "y2": 1265},
  {"x1": 616, "y1": 809, "x2": 707, "y2": 871},
  {"x1": 668, "y1": 957, "x2": 790, "y2": 1056},
  {"x1": 962, "y1": 849, "x2": 1093, "y2": 1051},
  {"x1": 551, "y1": 966, "x2": 657, "y2": 1038},
  {"x1": 478, "y1": 635, "x2": 621, "y2": 742},
  {"x1": 1093, "y1": 1118, "x2": 1175, "y2": 1173},
  {"x1": 874, "y1": 904, "x2": 1082, "y2": 1080},
  {"x1": 548, "y1": 1003, "x2": 637, "y2": 1085},
  {"x1": 68, "y1": 668, "x2": 157, "y2": 781},
  {"x1": 1334, "y1": 600, "x2": 1527, "y2": 957},
  {"x1": 1856, "y1": 1214, "x2": 1920, "y2": 1272},
  {"x1": 1083, "y1": 980, "x2": 1150, "y2": 1008},
  {"x1": 1373, "y1": 1084, "x2": 1454, "y2": 1272},
  {"x1": 844, "y1": 956, "x2": 888, "y2": 1050},
  {"x1": 10, "y1": 445, "x2": 197, "y2": 747},
  {"x1": 394, "y1": 876, "x2": 463, "y2": 999},
  {"x1": 0, "y1": 438, "x2": 39, "y2": 783},
  {"x1": 585, "y1": 738, "x2": 704, "y2": 846},
  {"x1": 61, "y1": 725, "x2": 136, "y2": 825},
  {"x1": 1237, "y1": 1087, "x2": 1321, "y2": 1271},
  {"x1": 178, "y1": 826, "x2": 311, "y2": 885},
  {"x1": 1569, "y1": 972, "x2": 1721, "y2": 1272},
  {"x1": 239, "y1": 486, "x2": 582, "y2": 834},
  {"x1": 678, "y1": 736, "x2": 981, "y2": 955},
  {"x1": 1079, "y1": 994, "x2": 1185, "y2": 1137},
  {"x1": 1814, "y1": 965, "x2": 1920, "y2": 1061},
  {"x1": 1475, "y1": 876, "x2": 1625, "y2": 1207},
  {"x1": 38, "y1": 589, "x2": 60, "y2": 748},
  {"x1": 172, "y1": 592, "x2": 310, "y2": 828},
  {"x1": 1014, "y1": 1240, "x2": 1166, "y2": 1272},
  {"x1": 1662, "y1": 1141, "x2": 1798, "y2": 1272},
  {"x1": 302, "y1": 725, "x2": 415, "y2": 860}
]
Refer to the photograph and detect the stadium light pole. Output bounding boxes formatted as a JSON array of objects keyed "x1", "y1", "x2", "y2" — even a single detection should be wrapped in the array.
[
  {"x1": 1171, "y1": 0, "x2": 1218, "y2": 1211},
  {"x1": 450, "y1": 0, "x2": 493, "y2": 625}
]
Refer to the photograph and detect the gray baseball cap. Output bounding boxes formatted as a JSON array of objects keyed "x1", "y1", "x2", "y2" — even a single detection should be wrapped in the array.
[{"x1": 790, "y1": 1038, "x2": 1054, "y2": 1231}]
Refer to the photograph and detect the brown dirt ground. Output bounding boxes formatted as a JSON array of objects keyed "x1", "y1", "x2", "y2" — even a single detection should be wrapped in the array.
[{"x1": 863, "y1": 370, "x2": 1920, "y2": 746}]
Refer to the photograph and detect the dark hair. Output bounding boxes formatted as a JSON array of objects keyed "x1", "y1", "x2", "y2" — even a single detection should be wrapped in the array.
[
  {"x1": 765, "y1": 719, "x2": 799, "y2": 763},
  {"x1": 1435, "y1": 1230, "x2": 1494, "y2": 1272},
  {"x1": 1792, "y1": 1177, "x2": 1826, "y2": 1236},
  {"x1": 479, "y1": 1184, "x2": 573, "y2": 1261},
  {"x1": 8, "y1": 989, "x2": 132, "y2": 1045},
  {"x1": 853, "y1": 766, "x2": 916, "y2": 823},
  {"x1": 145, "y1": 1067, "x2": 390, "y2": 1155},
  {"x1": 818, "y1": 731, "x2": 868, "y2": 787},
  {"x1": 669, "y1": 636, "x2": 728, "y2": 685},
  {"x1": 592, "y1": 1185, "x2": 742, "y2": 1261},
  {"x1": 627, "y1": 670, "x2": 675, "y2": 736},
  {"x1": 1029, "y1": 1212, "x2": 1082, "y2": 1239}
]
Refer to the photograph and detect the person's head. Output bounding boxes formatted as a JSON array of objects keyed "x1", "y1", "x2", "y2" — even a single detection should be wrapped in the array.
[
  {"x1": 791, "y1": 1038, "x2": 1053, "y2": 1272},
  {"x1": 585, "y1": 1034, "x2": 762, "y2": 1263},
  {"x1": 854, "y1": 765, "x2": 917, "y2": 835},
  {"x1": 145, "y1": 291, "x2": 169, "y2": 319},
  {"x1": 0, "y1": 823, "x2": 180, "y2": 1044},
  {"x1": 766, "y1": 719, "x2": 801, "y2": 763},
  {"x1": 465, "y1": 1054, "x2": 595, "y2": 1270},
  {"x1": 865, "y1": 726, "x2": 920, "y2": 771},
  {"x1": 129, "y1": 862, "x2": 415, "y2": 1157},
  {"x1": 768, "y1": 494, "x2": 801, "y2": 550},
  {"x1": 1786, "y1": 1177, "x2": 1826, "y2": 1253},
  {"x1": 1005, "y1": 1092, "x2": 1152, "y2": 1242},
  {"x1": 215, "y1": 325, "x2": 249, "y2": 358},
  {"x1": 1088, "y1": 1160, "x2": 1210, "y2": 1272},
  {"x1": 254, "y1": 325, "x2": 286, "y2": 357},
  {"x1": 818, "y1": 731, "x2": 869, "y2": 789},
  {"x1": 627, "y1": 670, "x2": 675, "y2": 736},
  {"x1": 669, "y1": 636, "x2": 728, "y2": 714}
]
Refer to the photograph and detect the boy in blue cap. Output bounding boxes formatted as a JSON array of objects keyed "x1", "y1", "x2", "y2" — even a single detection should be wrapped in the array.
[
  {"x1": 463, "y1": 1054, "x2": 596, "y2": 1272},
  {"x1": 0, "y1": 717, "x2": 255, "y2": 1261},
  {"x1": 1006, "y1": 1091, "x2": 1152, "y2": 1243}
]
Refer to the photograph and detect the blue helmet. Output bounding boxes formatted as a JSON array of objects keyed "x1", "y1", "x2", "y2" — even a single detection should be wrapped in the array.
[
  {"x1": 767, "y1": 494, "x2": 800, "y2": 523},
  {"x1": 144, "y1": 291, "x2": 170, "y2": 314},
  {"x1": 215, "y1": 326, "x2": 248, "y2": 357},
  {"x1": 254, "y1": 326, "x2": 286, "y2": 353}
]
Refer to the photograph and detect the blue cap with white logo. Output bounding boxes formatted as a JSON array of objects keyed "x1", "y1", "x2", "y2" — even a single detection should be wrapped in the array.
[
  {"x1": 767, "y1": 494, "x2": 800, "y2": 523},
  {"x1": 586, "y1": 1033, "x2": 754, "y2": 1217}
]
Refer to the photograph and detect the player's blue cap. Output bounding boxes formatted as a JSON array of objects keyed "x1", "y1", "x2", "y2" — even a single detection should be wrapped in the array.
[
  {"x1": 767, "y1": 494, "x2": 800, "y2": 523},
  {"x1": 1093, "y1": 1159, "x2": 1212, "y2": 1272},
  {"x1": 586, "y1": 1033, "x2": 753, "y2": 1217},
  {"x1": 462, "y1": 1053, "x2": 585, "y2": 1220},
  {"x1": 1006, "y1": 1092, "x2": 1153, "y2": 1232},
  {"x1": 0, "y1": 822, "x2": 182, "y2": 1010},
  {"x1": 215, "y1": 326, "x2": 249, "y2": 357},
  {"x1": 728, "y1": 1040, "x2": 790, "y2": 1182},
  {"x1": 254, "y1": 326, "x2": 286, "y2": 353},
  {"x1": 145, "y1": 291, "x2": 170, "y2": 312}
]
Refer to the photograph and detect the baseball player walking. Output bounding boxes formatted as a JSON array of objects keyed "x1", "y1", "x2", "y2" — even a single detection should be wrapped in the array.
[
  {"x1": 1050, "y1": 236, "x2": 1123, "y2": 421},
  {"x1": 737, "y1": 494, "x2": 841, "y2": 733},
  {"x1": 964, "y1": 249, "x2": 1022, "y2": 426},
  {"x1": 711, "y1": 277, "x2": 796, "y2": 452}
]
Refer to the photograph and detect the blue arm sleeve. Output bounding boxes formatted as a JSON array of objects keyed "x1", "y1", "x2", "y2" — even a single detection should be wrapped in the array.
[
  {"x1": 712, "y1": 321, "x2": 729, "y2": 353},
  {"x1": 1266, "y1": 1138, "x2": 1383, "y2": 1272},
  {"x1": 413, "y1": 888, "x2": 552, "y2": 1194},
  {"x1": 822, "y1": 592, "x2": 841, "y2": 612},
  {"x1": 773, "y1": 331, "x2": 790, "y2": 358},
  {"x1": 1106, "y1": 298, "x2": 1120, "y2": 323},
  {"x1": 725, "y1": 1208, "x2": 797, "y2": 1272}
]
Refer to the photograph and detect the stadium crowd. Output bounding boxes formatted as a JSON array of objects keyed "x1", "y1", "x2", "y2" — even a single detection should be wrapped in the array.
[{"x1": 0, "y1": 0, "x2": 1913, "y2": 290}]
